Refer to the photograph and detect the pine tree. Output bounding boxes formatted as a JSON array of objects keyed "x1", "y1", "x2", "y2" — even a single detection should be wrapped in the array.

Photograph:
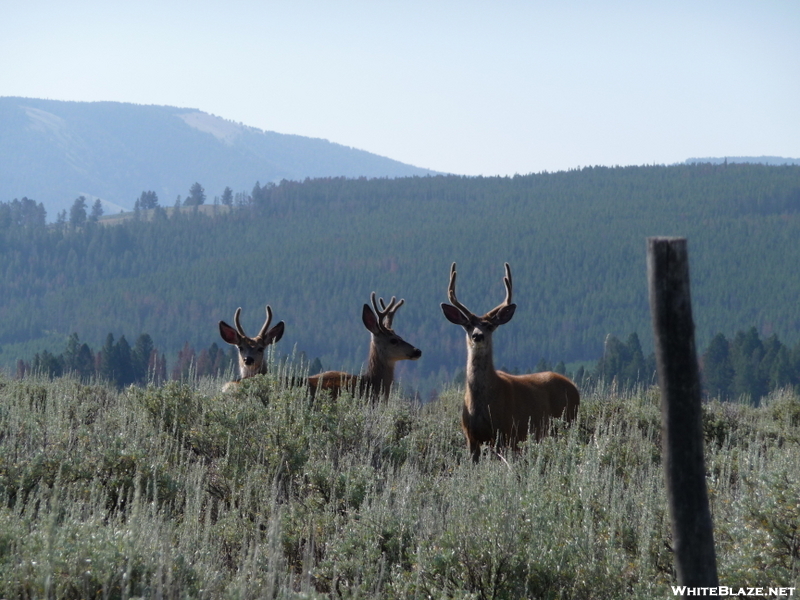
[
  {"x1": 63, "y1": 333, "x2": 82, "y2": 372},
  {"x1": 731, "y1": 327, "x2": 768, "y2": 403},
  {"x1": 131, "y1": 334, "x2": 155, "y2": 384},
  {"x1": 309, "y1": 357, "x2": 323, "y2": 375},
  {"x1": 622, "y1": 332, "x2": 647, "y2": 385},
  {"x1": 221, "y1": 186, "x2": 234, "y2": 207},
  {"x1": 138, "y1": 191, "x2": 159, "y2": 210},
  {"x1": 75, "y1": 343, "x2": 95, "y2": 381},
  {"x1": 32, "y1": 350, "x2": 63, "y2": 378},
  {"x1": 702, "y1": 333, "x2": 734, "y2": 400},
  {"x1": 759, "y1": 334, "x2": 794, "y2": 391},
  {"x1": 16, "y1": 359, "x2": 28, "y2": 379},
  {"x1": 185, "y1": 183, "x2": 206, "y2": 206},
  {"x1": 98, "y1": 334, "x2": 117, "y2": 384},
  {"x1": 115, "y1": 335, "x2": 135, "y2": 387},
  {"x1": 595, "y1": 334, "x2": 627, "y2": 386},
  {"x1": 90, "y1": 199, "x2": 104, "y2": 221},
  {"x1": 69, "y1": 196, "x2": 88, "y2": 228}
]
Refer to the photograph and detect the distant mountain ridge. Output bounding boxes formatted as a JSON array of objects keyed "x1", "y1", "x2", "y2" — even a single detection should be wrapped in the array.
[
  {"x1": 686, "y1": 156, "x2": 800, "y2": 166},
  {"x1": 0, "y1": 97, "x2": 436, "y2": 217}
]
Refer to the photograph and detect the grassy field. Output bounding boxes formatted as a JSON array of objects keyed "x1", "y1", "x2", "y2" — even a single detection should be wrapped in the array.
[{"x1": 0, "y1": 364, "x2": 798, "y2": 599}]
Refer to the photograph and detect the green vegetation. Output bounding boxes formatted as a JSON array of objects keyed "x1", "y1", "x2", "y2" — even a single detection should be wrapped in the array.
[
  {"x1": 19, "y1": 331, "x2": 231, "y2": 388},
  {"x1": 2, "y1": 164, "x2": 800, "y2": 396},
  {"x1": 701, "y1": 328, "x2": 800, "y2": 404},
  {"x1": 0, "y1": 371, "x2": 798, "y2": 598},
  {"x1": 590, "y1": 328, "x2": 800, "y2": 405}
]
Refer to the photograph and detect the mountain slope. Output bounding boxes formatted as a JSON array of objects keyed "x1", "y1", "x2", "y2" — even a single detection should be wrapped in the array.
[
  {"x1": 0, "y1": 97, "x2": 436, "y2": 216},
  {"x1": 2, "y1": 165, "x2": 800, "y2": 391}
]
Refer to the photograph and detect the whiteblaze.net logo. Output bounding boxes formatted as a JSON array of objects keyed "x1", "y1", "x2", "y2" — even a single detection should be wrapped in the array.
[{"x1": 671, "y1": 587, "x2": 796, "y2": 597}]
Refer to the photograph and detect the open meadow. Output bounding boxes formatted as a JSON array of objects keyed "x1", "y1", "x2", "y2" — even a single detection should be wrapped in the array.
[{"x1": 0, "y1": 365, "x2": 798, "y2": 599}]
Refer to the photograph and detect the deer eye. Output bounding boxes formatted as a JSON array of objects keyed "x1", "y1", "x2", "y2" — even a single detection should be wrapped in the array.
[{"x1": 390, "y1": 338, "x2": 399, "y2": 345}]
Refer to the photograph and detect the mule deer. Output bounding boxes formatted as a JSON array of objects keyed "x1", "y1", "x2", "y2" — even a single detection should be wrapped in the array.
[
  {"x1": 307, "y1": 293, "x2": 422, "y2": 401},
  {"x1": 441, "y1": 262, "x2": 579, "y2": 462},
  {"x1": 219, "y1": 305, "x2": 285, "y2": 392}
]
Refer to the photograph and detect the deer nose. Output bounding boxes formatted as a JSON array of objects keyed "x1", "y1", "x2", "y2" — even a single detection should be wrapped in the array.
[
  {"x1": 472, "y1": 331, "x2": 484, "y2": 343},
  {"x1": 244, "y1": 357, "x2": 255, "y2": 365},
  {"x1": 410, "y1": 349, "x2": 422, "y2": 359}
]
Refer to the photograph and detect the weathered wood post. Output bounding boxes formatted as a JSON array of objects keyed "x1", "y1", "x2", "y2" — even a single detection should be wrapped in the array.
[{"x1": 646, "y1": 237, "x2": 718, "y2": 590}]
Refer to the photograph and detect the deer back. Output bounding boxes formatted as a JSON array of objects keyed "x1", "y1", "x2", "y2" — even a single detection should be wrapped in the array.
[{"x1": 479, "y1": 371, "x2": 579, "y2": 444}]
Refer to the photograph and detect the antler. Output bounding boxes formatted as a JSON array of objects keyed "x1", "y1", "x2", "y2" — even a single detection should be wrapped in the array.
[
  {"x1": 256, "y1": 305, "x2": 274, "y2": 341},
  {"x1": 232, "y1": 305, "x2": 273, "y2": 340},
  {"x1": 486, "y1": 262, "x2": 513, "y2": 318},
  {"x1": 447, "y1": 262, "x2": 476, "y2": 318},
  {"x1": 371, "y1": 292, "x2": 404, "y2": 330},
  {"x1": 233, "y1": 307, "x2": 246, "y2": 337}
]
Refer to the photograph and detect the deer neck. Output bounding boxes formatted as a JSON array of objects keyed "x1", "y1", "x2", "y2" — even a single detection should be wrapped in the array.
[
  {"x1": 364, "y1": 337, "x2": 395, "y2": 397},
  {"x1": 464, "y1": 334, "x2": 500, "y2": 412}
]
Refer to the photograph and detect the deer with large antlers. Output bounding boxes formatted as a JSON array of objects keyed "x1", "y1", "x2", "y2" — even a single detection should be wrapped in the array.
[
  {"x1": 441, "y1": 263, "x2": 580, "y2": 462},
  {"x1": 307, "y1": 293, "x2": 422, "y2": 401},
  {"x1": 218, "y1": 305, "x2": 285, "y2": 392}
]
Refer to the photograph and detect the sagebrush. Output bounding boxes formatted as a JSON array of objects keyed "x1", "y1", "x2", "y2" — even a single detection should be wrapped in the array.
[{"x1": 0, "y1": 373, "x2": 798, "y2": 599}]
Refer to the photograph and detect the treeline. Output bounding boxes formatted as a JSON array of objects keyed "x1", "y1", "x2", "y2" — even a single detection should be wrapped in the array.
[
  {"x1": 701, "y1": 327, "x2": 800, "y2": 403},
  {"x1": 573, "y1": 328, "x2": 800, "y2": 404},
  {"x1": 582, "y1": 332, "x2": 656, "y2": 390},
  {"x1": 19, "y1": 326, "x2": 800, "y2": 405},
  {"x1": 17, "y1": 333, "x2": 238, "y2": 388},
  {"x1": 2, "y1": 164, "x2": 800, "y2": 382}
]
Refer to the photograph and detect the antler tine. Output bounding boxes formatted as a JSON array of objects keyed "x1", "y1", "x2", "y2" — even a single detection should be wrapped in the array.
[
  {"x1": 256, "y1": 305, "x2": 273, "y2": 341},
  {"x1": 487, "y1": 262, "x2": 514, "y2": 317},
  {"x1": 447, "y1": 262, "x2": 475, "y2": 318},
  {"x1": 384, "y1": 296, "x2": 403, "y2": 313},
  {"x1": 384, "y1": 296, "x2": 404, "y2": 328},
  {"x1": 370, "y1": 292, "x2": 386, "y2": 331},
  {"x1": 371, "y1": 293, "x2": 404, "y2": 330},
  {"x1": 503, "y1": 262, "x2": 513, "y2": 305},
  {"x1": 233, "y1": 307, "x2": 247, "y2": 337}
]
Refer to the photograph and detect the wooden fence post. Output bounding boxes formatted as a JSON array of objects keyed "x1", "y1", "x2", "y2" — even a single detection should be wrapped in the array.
[{"x1": 646, "y1": 237, "x2": 718, "y2": 590}]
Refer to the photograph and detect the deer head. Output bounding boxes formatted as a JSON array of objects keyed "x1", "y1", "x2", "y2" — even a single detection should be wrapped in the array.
[
  {"x1": 441, "y1": 262, "x2": 516, "y2": 348},
  {"x1": 307, "y1": 292, "x2": 421, "y2": 402},
  {"x1": 362, "y1": 292, "x2": 422, "y2": 364},
  {"x1": 219, "y1": 305, "x2": 285, "y2": 381}
]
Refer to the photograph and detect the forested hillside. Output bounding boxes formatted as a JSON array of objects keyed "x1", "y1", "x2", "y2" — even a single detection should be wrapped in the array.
[{"x1": 2, "y1": 163, "x2": 800, "y2": 392}]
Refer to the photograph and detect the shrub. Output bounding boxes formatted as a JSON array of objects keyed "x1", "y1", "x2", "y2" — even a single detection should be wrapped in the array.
[{"x1": 0, "y1": 373, "x2": 798, "y2": 597}]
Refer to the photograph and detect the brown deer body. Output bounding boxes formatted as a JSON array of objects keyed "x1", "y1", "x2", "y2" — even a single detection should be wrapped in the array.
[
  {"x1": 219, "y1": 305, "x2": 285, "y2": 392},
  {"x1": 307, "y1": 293, "x2": 421, "y2": 401},
  {"x1": 441, "y1": 263, "x2": 579, "y2": 462}
]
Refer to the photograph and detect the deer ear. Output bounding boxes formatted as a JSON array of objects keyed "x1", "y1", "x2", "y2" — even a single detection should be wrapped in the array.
[
  {"x1": 362, "y1": 304, "x2": 382, "y2": 334},
  {"x1": 219, "y1": 321, "x2": 240, "y2": 345},
  {"x1": 495, "y1": 304, "x2": 516, "y2": 325},
  {"x1": 441, "y1": 303, "x2": 470, "y2": 326},
  {"x1": 265, "y1": 321, "x2": 285, "y2": 345}
]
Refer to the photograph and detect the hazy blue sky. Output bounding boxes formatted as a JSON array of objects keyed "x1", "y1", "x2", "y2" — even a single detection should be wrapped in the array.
[{"x1": 2, "y1": 1, "x2": 798, "y2": 176}]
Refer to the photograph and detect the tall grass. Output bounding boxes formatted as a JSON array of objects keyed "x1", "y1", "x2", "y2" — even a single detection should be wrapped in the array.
[{"x1": 0, "y1": 370, "x2": 798, "y2": 599}]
